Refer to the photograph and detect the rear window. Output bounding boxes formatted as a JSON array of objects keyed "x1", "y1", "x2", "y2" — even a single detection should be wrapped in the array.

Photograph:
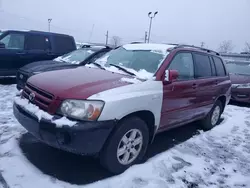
[
  {"x1": 26, "y1": 34, "x2": 51, "y2": 51},
  {"x1": 213, "y1": 56, "x2": 226, "y2": 76},
  {"x1": 53, "y1": 36, "x2": 76, "y2": 54},
  {"x1": 193, "y1": 53, "x2": 212, "y2": 78}
]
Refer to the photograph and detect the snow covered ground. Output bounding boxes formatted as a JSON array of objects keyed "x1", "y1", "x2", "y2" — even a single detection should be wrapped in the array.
[{"x1": 0, "y1": 84, "x2": 250, "y2": 188}]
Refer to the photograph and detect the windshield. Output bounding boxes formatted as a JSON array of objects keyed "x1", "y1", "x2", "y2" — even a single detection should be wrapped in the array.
[
  {"x1": 226, "y1": 62, "x2": 250, "y2": 75},
  {"x1": 54, "y1": 48, "x2": 97, "y2": 64},
  {"x1": 92, "y1": 46, "x2": 167, "y2": 79}
]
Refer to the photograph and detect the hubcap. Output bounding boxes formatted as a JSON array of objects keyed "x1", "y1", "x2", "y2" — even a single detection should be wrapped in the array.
[
  {"x1": 117, "y1": 129, "x2": 143, "y2": 165},
  {"x1": 211, "y1": 106, "x2": 220, "y2": 126}
]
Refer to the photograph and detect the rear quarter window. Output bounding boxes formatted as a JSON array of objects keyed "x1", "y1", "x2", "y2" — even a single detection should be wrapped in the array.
[
  {"x1": 213, "y1": 56, "x2": 226, "y2": 76},
  {"x1": 53, "y1": 36, "x2": 76, "y2": 54},
  {"x1": 25, "y1": 34, "x2": 51, "y2": 51},
  {"x1": 193, "y1": 53, "x2": 212, "y2": 78}
]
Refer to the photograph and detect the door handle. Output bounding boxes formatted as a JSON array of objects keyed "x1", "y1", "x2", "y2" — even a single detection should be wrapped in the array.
[
  {"x1": 192, "y1": 83, "x2": 197, "y2": 89},
  {"x1": 47, "y1": 52, "x2": 54, "y2": 55}
]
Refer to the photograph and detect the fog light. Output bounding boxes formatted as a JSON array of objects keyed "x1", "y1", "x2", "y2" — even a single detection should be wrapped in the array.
[{"x1": 56, "y1": 131, "x2": 71, "y2": 145}]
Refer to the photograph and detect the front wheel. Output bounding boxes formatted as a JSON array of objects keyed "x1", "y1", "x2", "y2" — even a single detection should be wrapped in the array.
[
  {"x1": 100, "y1": 116, "x2": 149, "y2": 174},
  {"x1": 201, "y1": 100, "x2": 223, "y2": 130}
]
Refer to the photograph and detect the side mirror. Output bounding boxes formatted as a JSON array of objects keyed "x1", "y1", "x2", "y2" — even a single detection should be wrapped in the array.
[
  {"x1": 0, "y1": 42, "x2": 5, "y2": 49},
  {"x1": 165, "y1": 69, "x2": 179, "y2": 82}
]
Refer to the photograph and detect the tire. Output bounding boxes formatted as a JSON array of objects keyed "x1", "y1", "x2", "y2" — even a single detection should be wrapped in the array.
[
  {"x1": 100, "y1": 116, "x2": 149, "y2": 174},
  {"x1": 201, "y1": 100, "x2": 223, "y2": 130}
]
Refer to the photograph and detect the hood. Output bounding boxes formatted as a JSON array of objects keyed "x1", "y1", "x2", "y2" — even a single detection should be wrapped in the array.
[
  {"x1": 230, "y1": 74, "x2": 250, "y2": 84},
  {"x1": 20, "y1": 60, "x2": 78, "y2": 73},
  {"x1": 28, "y1": 67, "x2": 131, "y2": 99}
]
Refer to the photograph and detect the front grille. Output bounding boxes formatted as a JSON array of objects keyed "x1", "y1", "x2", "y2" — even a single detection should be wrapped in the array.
[{"x1": 22, "y1": 82, "x2": 54, "y2": 112}]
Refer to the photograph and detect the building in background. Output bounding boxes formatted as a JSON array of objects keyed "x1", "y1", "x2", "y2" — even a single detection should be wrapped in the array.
[{"x1": 221, "y1": 52, "x2": 250, "y2": 61}]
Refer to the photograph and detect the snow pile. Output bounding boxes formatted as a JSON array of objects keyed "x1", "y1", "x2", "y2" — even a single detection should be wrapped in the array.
[
  {"x1": 85, "y1": 64, "x2": 98, "y2": 68},
  {"x1": 53, "y1": 56, "x2": 64, "y2": 62},
  {"x1": 14, "y1": 96, "x2": 76, "y2": 128},
  {"x1": 123, "y1": 43, "x2": 174, "y2": 56},
  {"x1": 120, "y1": 77, "x2": 142, "y2": 84},
  {"x1": 87, "y1": 50, "x2": 94, "y2": 54}
]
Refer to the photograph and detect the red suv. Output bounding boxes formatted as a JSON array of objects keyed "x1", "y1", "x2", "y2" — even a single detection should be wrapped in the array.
[
  {"x1": 225, "y1": 60, "x2": 250, "y2": 103},
  {"x1": 13, "y1": 43, "x2": 231, "y2": 174}
]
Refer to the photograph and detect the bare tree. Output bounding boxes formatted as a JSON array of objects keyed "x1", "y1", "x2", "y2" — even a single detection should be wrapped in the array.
[
  {"x1": 243, "y1": 42, "x2": 250, "y2": 52},
  {"x1": 111, "y1": 36, "x2": 121, "y2": 47},
  {"x1": 218, "y1": 40, "x2": 234, "y2": 53}
]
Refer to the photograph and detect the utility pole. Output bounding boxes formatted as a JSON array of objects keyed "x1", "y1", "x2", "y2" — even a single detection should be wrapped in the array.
[
  {"x1": 105, "y1": 30, "x2": 109, "y2": 45},
  {"x1": 147, "y1": 11, "x2": 158, "y2": 43},
  {"x1": 48, "y1": 18, "x2": 52, "y2": 32},
  {"x1": 144, "y1": 31, "x2": 148, "y2": 43},
  {"x1": 88, "y1": 24, "x2": 95, "y2": 43}
]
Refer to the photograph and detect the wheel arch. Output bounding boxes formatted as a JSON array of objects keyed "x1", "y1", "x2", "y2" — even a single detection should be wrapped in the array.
[
  {"x1": 118, "y1": 110, "x2": 157, "y2": 143},
  {"x1": 216, "y1": 95, "x2": 227, "y2": 112}
]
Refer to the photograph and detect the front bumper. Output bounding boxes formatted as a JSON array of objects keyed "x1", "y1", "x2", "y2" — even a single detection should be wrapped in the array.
[
  {"x1": 231, "y1": 88, "x2": 250, "y2": 104},
  {"x1": 14, "y1": 103, "x2": 116, "y2": 155}
]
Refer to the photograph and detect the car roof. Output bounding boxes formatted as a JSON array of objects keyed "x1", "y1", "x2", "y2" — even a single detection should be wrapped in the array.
[
  {"x1": 122, "y1": 42, "x2": 220, "y2": 57},
  {"x1": 122, "y1": 43, "x2": 176, "y2": 52},
  {"x1": 2, "y1": 30, "x2": 74, "y2": 37}
]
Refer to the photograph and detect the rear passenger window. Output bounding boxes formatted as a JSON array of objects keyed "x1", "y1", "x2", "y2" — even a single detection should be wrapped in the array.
[
  {"x1": 193, "y1": 53, "x2": 212, "y2": 78},
  {"x1": 213, "y1": 56, "x2": 226, "y2": 76},
  {"x1": 26, "y1": 35, "x2": 50, "y2": 51},
  {"x1": 209, "y1": 56, "x2": 216, "y2": 76},
  {"x1": 53, "y1": 36, "x2": 75, "y2": 54},
  {"x1": 168, "y1": 52, "x2": 194, "y2": 80}
]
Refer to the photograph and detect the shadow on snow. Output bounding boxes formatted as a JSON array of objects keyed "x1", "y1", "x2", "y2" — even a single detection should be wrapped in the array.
[{"x1": 19, "y1": 121, "x2": 204, "y2": 185}]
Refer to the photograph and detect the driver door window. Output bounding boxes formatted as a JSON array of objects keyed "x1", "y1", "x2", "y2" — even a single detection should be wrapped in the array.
[
  {"x1": 168, "y1": 52, "x2": 194, "y2": 80},
  {"x1": 0, "y1": 33, "x2": 25, "y2": 50}
]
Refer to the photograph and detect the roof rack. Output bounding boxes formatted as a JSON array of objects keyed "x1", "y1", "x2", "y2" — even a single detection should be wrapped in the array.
[{"x1": 173, "y1": 44, "x2": 220, "y2": 56}]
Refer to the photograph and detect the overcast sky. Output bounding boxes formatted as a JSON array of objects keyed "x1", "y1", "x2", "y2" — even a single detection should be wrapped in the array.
[{"x1": 0, "y1": 0, "x2": 249, "y2": 52}]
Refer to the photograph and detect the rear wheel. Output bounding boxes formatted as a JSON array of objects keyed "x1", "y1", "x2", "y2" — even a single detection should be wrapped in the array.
[
  {"x1": 100, "y1": 116, "x2": 149, "y2": 174},
  {"x1": 201, "y1": 100, "x2": 223, "y2": 130}
]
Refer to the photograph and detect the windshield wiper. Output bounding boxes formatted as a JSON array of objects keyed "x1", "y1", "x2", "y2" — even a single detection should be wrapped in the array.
[
  {"x1": 108, "y1": 64, "x2": 135, "y2": 76},
  {"x1": 91, "y1": 62, "x2": 106, "y2": 70}
]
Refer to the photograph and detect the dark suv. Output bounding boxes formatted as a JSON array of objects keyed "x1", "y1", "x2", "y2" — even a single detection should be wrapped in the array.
[
  {"x1": 0, "y1": 30, "x2": 76, "y2": 76},
  {"x1": 16, "y1": 44, "x2": 112, "y2": 90},
  {"x1": 13, "y1": 43, "x2": 231, "y2": 174}
]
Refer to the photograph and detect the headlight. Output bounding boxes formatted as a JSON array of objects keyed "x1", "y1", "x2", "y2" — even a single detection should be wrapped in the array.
[
  {"x1": 58, "y1": 100, "x2": 104, "y2": 121},
  {"x1": 232, "y1": 83, "x2": 250, "y2": 89}
]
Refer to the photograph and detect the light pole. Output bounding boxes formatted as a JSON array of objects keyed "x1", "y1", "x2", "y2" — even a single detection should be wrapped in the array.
[
  {"x1": 48, "y1": 18, "x2": 52, "y2": 32},
  {"x1": 147, "y1": 11, "x2": 158, "y2": 43}
]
